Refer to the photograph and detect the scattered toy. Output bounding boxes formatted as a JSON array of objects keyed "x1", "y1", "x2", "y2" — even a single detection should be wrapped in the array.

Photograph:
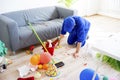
[
  {"x1": 0, "y1": 64, "x2": 6, "y2": 72},
  {"x1": 26, "y1": 50, "x2": 31, "y2": 55},
  {"x1": 17, "y1": 65, "x2": 30, "y2": 77},
  {"x1": 30, "y1": 54, "x2": 40, "y2": 65},
  {"x1": 26, "y1": 45, "x2": 35, "y2": 54},
  {"x1": 34, "y1": 72, "x2": 41, "y2": 79},
  {"x1": 103, "y1": 75, "x2": 109, "y2": 80},
  {"x1": 40, "y1": 52, "x2": 52, "y2": 64},
  {"x1": 83, "y1": 63, "x2": 87, "y2": 66},
  {"x1": 50, "y1": 78, "x2": 53, "y2": 80},
  {"x1": 43, "y1": 38, "x2": 60, "y2": 56},
  {"x1": 80, "y1": 68, "x2": 99, "y2": 80},
  {"x1": 46, "y1": 64, "x2": 58, "y2": 77},
  {"x1": 17, "y1": 76, "x2": 34, "y2": 80}
]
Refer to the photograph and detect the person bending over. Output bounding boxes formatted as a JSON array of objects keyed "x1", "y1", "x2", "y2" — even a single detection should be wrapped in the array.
[{"x1": 58, "y1": 16, "x2": 90, "y2": 58}]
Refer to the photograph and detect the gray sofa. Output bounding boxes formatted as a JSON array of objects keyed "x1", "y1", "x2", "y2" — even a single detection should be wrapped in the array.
[{"x1": 0, "y1": 6, "x2": 76, "y2": 52}]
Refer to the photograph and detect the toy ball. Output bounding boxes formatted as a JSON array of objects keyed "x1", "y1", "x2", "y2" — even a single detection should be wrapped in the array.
[
  {"x1": 80, "y1": 68, "x2": 99, "y2": 80},
  {"x1": 40, "y1": 52, "x2": 51, "y2": 64},
  {"x1": 30, "y1": 54, "x2": 40, "y2": 65}
]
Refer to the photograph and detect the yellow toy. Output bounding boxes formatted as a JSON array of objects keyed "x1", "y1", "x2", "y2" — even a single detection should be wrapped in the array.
[{"x1": 45, "y1": 64, "x2": 58, "y2": 77}]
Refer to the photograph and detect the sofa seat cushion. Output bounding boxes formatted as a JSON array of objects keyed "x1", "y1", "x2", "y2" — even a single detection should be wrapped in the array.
[{"x1": 18, "y1": 19, "x2": 63, "y2": 48}]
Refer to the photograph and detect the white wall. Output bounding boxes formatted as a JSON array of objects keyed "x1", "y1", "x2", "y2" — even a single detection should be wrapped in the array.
[
  {"x1": 98, "y1": 0, "x2": 120, "y2": 19},
  {"x1": 70, "y1": 0, "x2": 99, "y2": 16},
  {"x1": 85, "y1": 0, "x2": 99, "y2": 16},
  {"x1": 0, "y1": 0, "x2": 99, "y2": 16},
  {"x1": 0, "y1": 0, "x2": 57, "y2": 14},
  {"x1": 1, "y1": 0, "x2": 120, "y2": 18}
]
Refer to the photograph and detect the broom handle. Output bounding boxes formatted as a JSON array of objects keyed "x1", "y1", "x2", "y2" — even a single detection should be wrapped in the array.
[
  {"x1": 28, "y1": 22, "x2": 48, "y2": 52},
  {"x1": 28, "y1": 22, "x2": 55, "y2": 64}
]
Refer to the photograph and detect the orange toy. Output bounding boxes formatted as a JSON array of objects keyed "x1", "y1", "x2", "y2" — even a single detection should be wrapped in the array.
[
  {"x1": 42, "y1": 64, "x2": 49, "y2": 70},
  {"x1": 38, "y1": 64, "x2": 48, "y2": 70},
  {"x1": 38, "y1": 64, "x2": 43, "y2": 69},
  {"x1": 30, "y1": 54, "x2": 40, "y2": 65}
]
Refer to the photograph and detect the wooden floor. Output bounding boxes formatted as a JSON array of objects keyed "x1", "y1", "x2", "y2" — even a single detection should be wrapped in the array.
[{"x1": 0, "y1": 15, "x2": 120, "y2": 80}]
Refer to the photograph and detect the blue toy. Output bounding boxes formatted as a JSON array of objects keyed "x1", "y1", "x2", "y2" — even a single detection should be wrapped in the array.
[{"x1": 80, "y1": 68, "x2": 99, "y2": 80}]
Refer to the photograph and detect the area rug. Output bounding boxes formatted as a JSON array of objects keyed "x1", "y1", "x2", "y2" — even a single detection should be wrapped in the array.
[{"x1": 1, "y1": 35, "x2": 120, "y2": 80}]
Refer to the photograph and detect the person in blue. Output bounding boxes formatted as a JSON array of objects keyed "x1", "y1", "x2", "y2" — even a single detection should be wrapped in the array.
[{"x1": 58, "y1": 16, "x2": 90, "y2": 58}]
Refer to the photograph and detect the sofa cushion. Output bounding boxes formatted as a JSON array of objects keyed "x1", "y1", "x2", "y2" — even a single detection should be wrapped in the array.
[
  {"x1": 2, "y1": 6, "x2": 59, "y2": 27},
  {"x1": 18, "y1": 19, "x2": 63, "y2": 48},
  {"x1": 24, "y1": 6, "x2": 59, "y2": 24}
]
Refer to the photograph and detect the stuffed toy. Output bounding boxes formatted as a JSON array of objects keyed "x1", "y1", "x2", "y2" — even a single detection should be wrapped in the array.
[{"x1": 43, "y1": 38, "x2": 59, "y2": 56}]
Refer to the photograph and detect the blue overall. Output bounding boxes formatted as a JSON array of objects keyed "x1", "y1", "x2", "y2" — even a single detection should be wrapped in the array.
[{"x1": 61, "y1": 16, "x2": 90, "y2": 47}]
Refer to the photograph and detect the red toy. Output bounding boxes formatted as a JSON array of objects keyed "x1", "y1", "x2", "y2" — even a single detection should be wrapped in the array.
[
  {"x1": 43, "y1": 38, "x2": 59, "y2": 56},
  {"x1": 17, "y1": 76, "x2": 34, "y2": 80},
  {"x1": 29, "y1": 45, "x2": 35, "y2": 51},
  {"x1": 26, "y1": 45, "x2": 35, "y2": 54}
]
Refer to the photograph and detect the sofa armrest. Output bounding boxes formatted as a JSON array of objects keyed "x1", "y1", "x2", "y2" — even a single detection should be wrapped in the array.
[
  {"x1": 56, "y1": 6, "x2": 77, "y2": 18},
  {"x1": 0, "y1": 15, "x2": 20, "y2": 51}
]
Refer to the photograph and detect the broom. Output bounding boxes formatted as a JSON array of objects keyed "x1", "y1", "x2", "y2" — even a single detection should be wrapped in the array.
[{"x1": 26, "y1": 20, "x2": 55, "y2": 64}]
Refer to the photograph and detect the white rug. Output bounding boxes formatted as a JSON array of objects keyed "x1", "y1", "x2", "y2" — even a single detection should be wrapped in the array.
[{"x1": 1, "y1": 34, "x2": 120, "y2": 80}]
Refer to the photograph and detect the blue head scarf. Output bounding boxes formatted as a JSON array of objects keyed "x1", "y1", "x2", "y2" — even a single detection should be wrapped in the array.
[{"x1": 63, "y1": 17, "x2": 75, "y2": 32}]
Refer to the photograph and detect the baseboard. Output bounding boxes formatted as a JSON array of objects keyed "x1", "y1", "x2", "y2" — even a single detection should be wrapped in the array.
[{"x1": 98, "y1": 11, "x2": 120, "y2": 19}]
